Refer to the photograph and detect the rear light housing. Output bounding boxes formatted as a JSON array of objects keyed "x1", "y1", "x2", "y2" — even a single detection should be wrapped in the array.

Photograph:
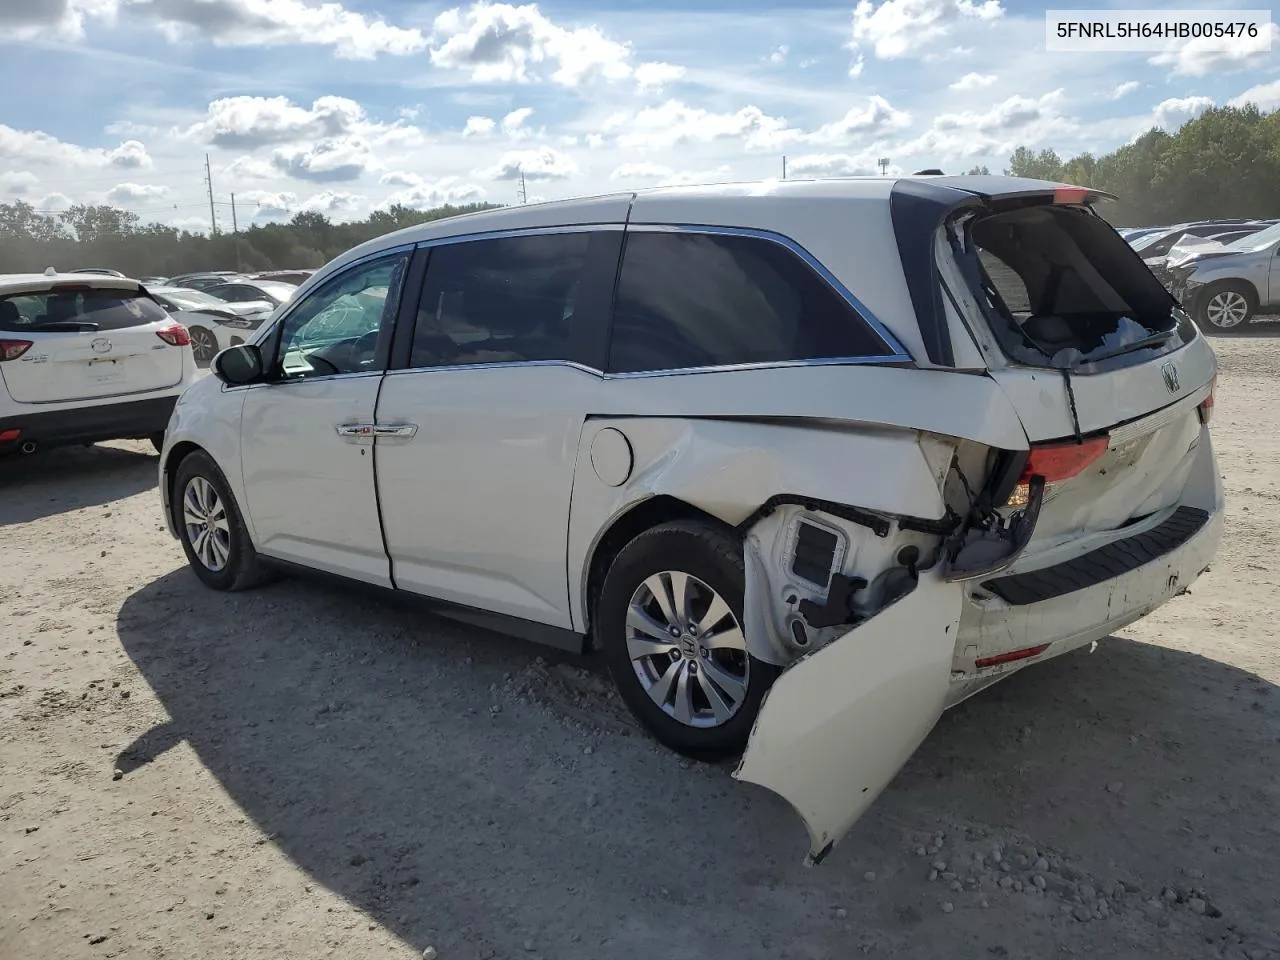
[
  {"x1": 1005, "y1": 435, "x2": 1110, "y2": 507},
  {"x1": 156, "y1": 323, "x2": 192, "y2": 347},
  {"x1": 0, "y1": 339, "x2": 33, "y2": 361},
  {"x1": 1197, "y1": 377, "x2": 1215, "y2": 424},
  {"x1": 0, "y1": 427, "x2": 21, "y2": 443}
]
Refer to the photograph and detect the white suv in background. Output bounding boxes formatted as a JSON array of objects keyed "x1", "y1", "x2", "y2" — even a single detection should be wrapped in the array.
[
  {"x1": 158, "y1": 176, "x2": 1223, "y2": 863},
  {"x1": 0, "y1": 272, "x2": 198, "y2": 456}
]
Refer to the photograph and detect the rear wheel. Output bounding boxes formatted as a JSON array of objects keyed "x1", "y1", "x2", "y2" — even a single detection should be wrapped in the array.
[
  {"x1": 596, "y1": 520, "x2": 780, "y2": 761},
  {"x1": 172, "y1": 450, "x2": 275, "y2": 591},
  {"x1": 188, "y1": 325, "x2": 219, "y2": 366},
  {"x1": 1196, "y1": 281, "x2": 1256, "y2": 333}
]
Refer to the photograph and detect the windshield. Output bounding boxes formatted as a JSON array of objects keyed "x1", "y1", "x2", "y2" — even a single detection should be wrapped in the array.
[
  {"x1": 255, "y1": 281, "x2": 298, "y2": 300},
  {"x1": 1225, "y1": 221, "x2": 1280, "y2": 252},
  {"x1": 1130, "y1": 230, "x2": 1172, "y2": 253}
]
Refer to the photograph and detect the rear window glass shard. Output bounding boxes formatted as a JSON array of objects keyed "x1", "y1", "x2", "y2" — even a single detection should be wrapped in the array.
[
  {"x1": 967, "y1": 204, "x2": 1181, "y2": 368},
  {"x1": 606, "y1": 231, "x2": 897, "y2": 375},
  {"x1": 0, "y1": 288, "x2": 168, "y2": 333}
]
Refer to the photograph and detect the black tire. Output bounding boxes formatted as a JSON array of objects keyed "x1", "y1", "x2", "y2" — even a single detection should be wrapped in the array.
[
  {"x1": 171, "y1": 450, "x2": 276, "y2": 591},
  {"x1": 596, "y1": 520, "x2": 780, "y2": 761},
  {"x1": 149, "y1": 432, "x2": 166, "y2": 454},
  {"x1": 1195, "y1": 281, "x2": 1256, "y2": 333},
  {"x1": 188, "y1": 325, "x2": 219, "y2": 367}
]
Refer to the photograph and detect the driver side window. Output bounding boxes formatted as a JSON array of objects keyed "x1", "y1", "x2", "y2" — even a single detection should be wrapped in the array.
[{"x1": 273, "y1": 253, "x2": 408, "y2": 379}]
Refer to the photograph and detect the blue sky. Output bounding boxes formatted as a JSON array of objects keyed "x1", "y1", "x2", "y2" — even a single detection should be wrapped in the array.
[{"x1": 0, "y1": 0, "x2": 1276, "y2": 232}]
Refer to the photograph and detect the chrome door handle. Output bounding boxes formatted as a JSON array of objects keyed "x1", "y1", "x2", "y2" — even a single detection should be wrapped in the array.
[
  {"x1": 373, "y1": 422, "x2": 418, "y2": 440},
  {"x1": 336, "y1": 422, "x2": 376, "y2": 444}
]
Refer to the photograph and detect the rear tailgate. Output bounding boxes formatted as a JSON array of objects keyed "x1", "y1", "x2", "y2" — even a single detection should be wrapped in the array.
[
  {"x1": 0, "y1": 284, "x2": 187, "y2": 404},
  {"x1": 928, "y1": 181, "x2": 1217, "y2": 552}
]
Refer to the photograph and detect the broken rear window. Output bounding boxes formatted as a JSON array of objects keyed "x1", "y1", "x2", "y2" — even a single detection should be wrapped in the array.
[
  {"x1": 967, "y1": 204, "x2": 1182, "y2": 368},
  {"x1": 0, "y1": 287, "x2": 168, "y2": 333}
]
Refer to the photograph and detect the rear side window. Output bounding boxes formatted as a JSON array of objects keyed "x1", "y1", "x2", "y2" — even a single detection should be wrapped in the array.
[
  {"x1": 606, "y1": 231, "x2": 893, "y2": 374},
  {"x1": 410, "y1": 233, "x2": 591, "y2": 369},
  {"x1": 0, "y1": 288, "x2": 169, "y2": 332}
]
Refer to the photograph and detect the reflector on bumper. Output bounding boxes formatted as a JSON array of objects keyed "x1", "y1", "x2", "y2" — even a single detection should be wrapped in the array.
[{"x1": 734, "y1": 574, "x2": 963, "y2": 863}]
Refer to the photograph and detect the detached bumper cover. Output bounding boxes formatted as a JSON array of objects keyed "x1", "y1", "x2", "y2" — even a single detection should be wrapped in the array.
[{"x1": 733, "y1": 575, "x2": 963, "y2": 863}]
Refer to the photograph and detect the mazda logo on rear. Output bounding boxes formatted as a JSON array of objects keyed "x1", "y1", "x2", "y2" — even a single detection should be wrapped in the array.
[
  {"x1": 1161, "y1": 362, "x2": 1180, "y2": 393},
  {"x1": 91, "y1": 337, "x2": 112, "y2": 355}
]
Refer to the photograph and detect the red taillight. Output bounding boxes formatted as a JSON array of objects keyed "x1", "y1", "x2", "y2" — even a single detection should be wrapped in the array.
[
  {"x1": 1053, "y1": 187, "x2": 1090, "y2": 205},
  {"x1": 156, "y1": 323, "x2": 191, "y2": 347},
  {"x1": 1006, "y1": 436, "x2": 1109, "y2": 506},
  {"x1": 1198, "y1": 378, "x2": 1215, "y2": 424},
  {"x1": 0, "y1": 428, "x2": 21, "y2": 443},
  {"x1": 0, "y1": 339, "x2": 33, "y2": 361},
  {"x1": 975, "y1": 643, "x2": 1050, "y2": 669}
]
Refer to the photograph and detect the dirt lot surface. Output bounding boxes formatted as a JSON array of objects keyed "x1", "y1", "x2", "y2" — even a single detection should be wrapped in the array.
[{"x1": 2, "y1": 337, "x2": 1279, "y2": 960}]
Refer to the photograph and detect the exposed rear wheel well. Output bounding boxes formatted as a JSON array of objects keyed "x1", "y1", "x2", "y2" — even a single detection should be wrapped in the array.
[{"x1": 583, "y1": 495, "x2": 736, "y2": 644}]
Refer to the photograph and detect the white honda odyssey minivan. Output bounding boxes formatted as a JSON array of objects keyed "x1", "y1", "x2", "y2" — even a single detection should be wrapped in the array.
[{"x1": 158, "y1": 175, "x2": 1223, "y2": 862}]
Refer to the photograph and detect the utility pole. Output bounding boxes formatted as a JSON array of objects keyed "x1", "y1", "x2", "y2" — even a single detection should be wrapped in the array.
[
  {"x1": 230, "y1": 193, "x2": 239, "y2": 233},
  {"x1": 517, "y1": 169, "x2": 528, "y2": 204},
  {"x1": 204, "y1": 153, "x2": 218, "y2": 236},
  {"x1": 877, "y1": 157, "x2": 890, "y2": 176},
  {"x1": 782, "y1": 155, "x2": 787, "y2": 179}
]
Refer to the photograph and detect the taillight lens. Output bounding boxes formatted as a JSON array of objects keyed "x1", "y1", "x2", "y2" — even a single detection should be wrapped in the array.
[
  {"x1": 0, "y1": 339, "x2": 33, "y2": 361},
  {"x1": 1198, "y1": 378, "x2": 1215, "y2": 424},
  {"x1": 1006, "y1": 436, "x2": 1110, "y2": 506},
  {"x1": 156, "y1": 323, "x2": 192, "y2": 347}
]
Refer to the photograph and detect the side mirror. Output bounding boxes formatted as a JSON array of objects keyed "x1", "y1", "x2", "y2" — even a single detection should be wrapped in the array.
[{"x1": 212, "y1": 343, "x2": 264, "y2": 385}]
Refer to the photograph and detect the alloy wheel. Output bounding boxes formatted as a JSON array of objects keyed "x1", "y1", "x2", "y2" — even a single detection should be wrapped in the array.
[
  {"x1": 190, "y1": 327, "x2": 219, "y2": 366},
  {"x1": 625, "y1": 571, "x2": 750, "y2": 729},
  {"x1": 182, "y1": 476, "x2": 231, "y2": 572},
  {"x1": 1206, "y1": 290, "x2": 1249, "y2": 329}
]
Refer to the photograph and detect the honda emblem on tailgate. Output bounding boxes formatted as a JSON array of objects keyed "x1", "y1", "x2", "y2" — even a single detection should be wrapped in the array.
[{"x1": 1161, "y1": 361, "x2": 1180, "y2": 394}]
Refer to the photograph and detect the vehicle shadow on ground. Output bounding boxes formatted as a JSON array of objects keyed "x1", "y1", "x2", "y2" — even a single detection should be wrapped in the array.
[
  {"x1": 0, "y1": 443, "x2": 157, "y2": 525},
  {"x1": 116, "y1": 570, "x2": 1280, "y2": 960}
]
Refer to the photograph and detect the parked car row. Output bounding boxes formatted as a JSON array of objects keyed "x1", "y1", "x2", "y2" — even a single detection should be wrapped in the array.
[{"x1": 1119, "y1": 219, "x2": 1280, "y2": 331}]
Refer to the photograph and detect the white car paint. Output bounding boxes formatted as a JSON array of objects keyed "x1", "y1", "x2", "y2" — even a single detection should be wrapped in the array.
[
  {"x1": 159, "y1": 176, "x2": 1224, "y2": 863},
  {"x1": 1, "y1": 273, "x2": 197, "y2": 453}
]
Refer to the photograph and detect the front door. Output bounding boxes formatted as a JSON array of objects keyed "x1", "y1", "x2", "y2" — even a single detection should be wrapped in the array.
[{"x1": 239, "y1": 250, "x2": 411, "y2": 586}]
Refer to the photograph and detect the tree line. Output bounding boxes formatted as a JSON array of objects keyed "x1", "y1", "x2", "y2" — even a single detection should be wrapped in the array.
[
  {"x1": 0, "y1": 202, "x2": 501, "y2": 278},
  {"x1": 2, "y1": 103, "x2": 1276, "y2": 275}
]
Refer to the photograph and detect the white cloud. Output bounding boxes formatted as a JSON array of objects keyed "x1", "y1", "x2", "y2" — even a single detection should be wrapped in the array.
[
  {"x1": 848, "y1": 53, "x2": 865, "y2": 77},
  {"x1": 0, "y1": 0, "x2": 114, "y2": 41},
  {"x1": 609, "y1": 163, "x2": 733, "y2": 186},
  {"x1": 131, "y1": 0, "x2": 428, "y2": 59},
  {"x1": 476, "y1": 146, "x2": 579, "y2": 181},
  {"x1": 1108, "y1": 81, "x2": 1141, "y2": 100},
  {"x1": 184, "y1": 95, "x2": 407, "y2": 149},
  {"x1": 850, "y1": 0, "x2": 1004, "y2": 60},
  {"x1": 462, "y1": 115, "x2": 497, "y2": 137},
  {"x1": 239, "y1": 190, "x2": 299, "y2": 218},
  {"x1": 380, "y1": 175, "x2": 487, "y2": 209},
  {"x1": 612, "y1": 100, "x2": 801, "y2": 151},
  {"x1": 950, "y1": 71, "x2": 995, "y2": 90},
  {"x1": 898, "y1": 89, "x2": 1070, "y2": 160},
  {"x1": 298, "y1": 190, "x2": 366, "y2": 217},
  {"x1": 379, "y1": 171, "x2": 420, "y2": 187},
  {"x1": 610, "y1": 163, "x2": 674, "y2": 179},
  {"x1": 634, "y1": 61, "x2": 685, "y2": 91},
  {"x1": 1, "y1": 171, "x2": 40, "y2": 196},
  {"x1": 768, "y1": 45, "x2": 789, "y2": 65},
  {"x1": 0, "y1": 124, "x2": 152, "y2": 170},
  {"x1": 807, "y1": 96, "x2": 911, "y2": 143},
  {"x1": 430, "y1": 2, "x2": 631, "y2": 86},
  {"x1": 1152, "y1": 95, "x2": 1214, "y2": 131},
  {"x1": 105, "y1": 182, "x2": 170, "y2": 203},
  {"x1": 37, "y1": 192, "x2": 74, "y2": 213},
  {"x1": 1228, "y1": 79, "x2": 1280, "y2": 112},
  {"x1": 584, "y1": 133, "x2": 605, "y2": 148},
  {"x1": 223, "y1": 155, "x2": 276, "y2": 180},
  {"x1": 788, "y1": 153, "x2": 884, "y2": 177},
  {"x1": 1149, "y1": 23, "x2": 1278, "y2": 77},
  {"x1": 270, "y1": 137, "x2": 379, "y2": 182},
  {"x1": 501, "y1": 107, "x2": 535, "y2": 138}
]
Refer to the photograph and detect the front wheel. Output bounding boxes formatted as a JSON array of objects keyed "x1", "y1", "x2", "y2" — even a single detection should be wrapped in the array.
[
  {"x1": 596, "y1": 520, "x2": 780, "y2": 761},
  {"x1": 172, "y1": 450, "x2": 275, "y2": 591},
  {"x1": 1196, "y1": 282, "x2": 1256, "y2": 333}
]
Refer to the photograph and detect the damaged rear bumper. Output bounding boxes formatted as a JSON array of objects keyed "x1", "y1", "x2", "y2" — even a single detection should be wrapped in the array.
[{"x1": 733, "y1": 573, "x2": 963, "y2": 864}]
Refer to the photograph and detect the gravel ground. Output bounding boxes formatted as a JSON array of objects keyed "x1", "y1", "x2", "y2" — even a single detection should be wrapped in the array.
[{"x1": 2, "y1": 335, "x2": 1279, "y2": 960}]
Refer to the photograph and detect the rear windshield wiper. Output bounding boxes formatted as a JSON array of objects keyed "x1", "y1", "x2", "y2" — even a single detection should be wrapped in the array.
[
  {"x1": 28, "y1": 321, "x2": 101, "y2": 332},
  {"x1": 1074, "y1": 328, "x2": 1175, "y2": 365}
]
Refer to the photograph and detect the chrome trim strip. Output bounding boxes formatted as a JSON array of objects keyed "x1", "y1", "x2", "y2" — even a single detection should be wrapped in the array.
[
  {"x1": 414, "y1": 223, "x2": 625, "y2": 249},
  {"x1": 603, "y1": 355, "x2": 912, "y2": 380},
  {"x1": 384, "y1": 359, "x2": 604, "y2": 377},
  {"x1": 625, "y1": 223, "x2": 913, "y2": 362}
]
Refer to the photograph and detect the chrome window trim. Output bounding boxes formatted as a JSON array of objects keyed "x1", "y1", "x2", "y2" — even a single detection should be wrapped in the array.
[
  {"x1": 413, "y1": 223, "x2": 624, "y2": 249},
  {"x1": 383, "y1": 359, "x2": 603, "y2": 379}
]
